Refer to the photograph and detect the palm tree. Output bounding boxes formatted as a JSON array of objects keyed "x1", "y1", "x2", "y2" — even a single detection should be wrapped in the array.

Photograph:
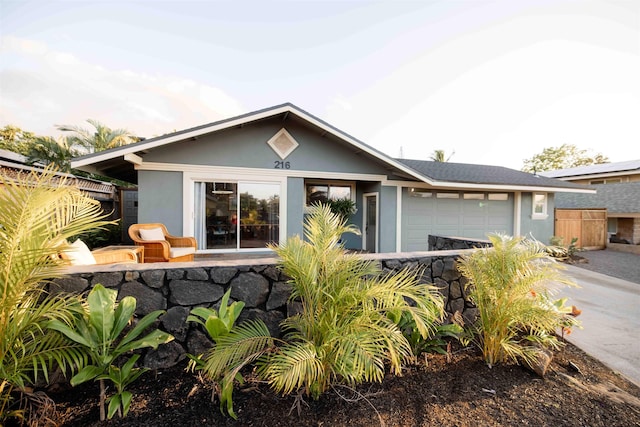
[
  {"x1": 0, "y1": 167, "x2": 113, "y2": 423},
  {"x1": 57, "y1": 119, "x2": 139, "y2": 153},
  {"x1": 457, "y1": 234, "x2": 579, "y2": 368},
  {"x1": 430, "y1": 149, "x2": 455, "y2": 162},
  {"x1": 25, "y1": 136, "x2": 81, "y2": 172},
  {"x1": 198, "y1": 204, "x2": 444, "y2": 417}
]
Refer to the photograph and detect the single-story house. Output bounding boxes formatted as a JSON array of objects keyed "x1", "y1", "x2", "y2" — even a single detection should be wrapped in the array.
[{"x1": 71, "y1": 103, "x2": 593, "y2": 254}]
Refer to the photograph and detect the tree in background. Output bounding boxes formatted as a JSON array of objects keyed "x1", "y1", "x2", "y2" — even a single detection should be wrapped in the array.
[
  {"x1": 58, "y1": 119, "x2": 140, "y2": 153},
  {"x1": 522, "y1": 144, "x2": 609, "y2": 173},
  {"x1": 25, "y1": 136, "x2": 83, "y2": 172},
  {"x1": 430, "y1": 149, "x2": 455, "y2": 162},
  {"x1": 0, "y1": 125, "x2": 37, "y2": 157}
]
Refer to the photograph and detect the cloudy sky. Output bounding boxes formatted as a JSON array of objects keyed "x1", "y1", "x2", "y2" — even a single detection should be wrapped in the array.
[{"x1": 1, "y1": 0, "x2": 639, "y2": 169}]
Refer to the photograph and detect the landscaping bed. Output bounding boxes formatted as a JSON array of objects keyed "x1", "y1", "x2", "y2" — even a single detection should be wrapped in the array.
[{"x1": 53, "y1": 341, "x2": 640, "y2": 426}]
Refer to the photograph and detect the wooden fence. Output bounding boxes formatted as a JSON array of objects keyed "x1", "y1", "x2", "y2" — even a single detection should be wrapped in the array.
[{"x1": 554, "y1": 209, "x2": 607, "y2": 250}]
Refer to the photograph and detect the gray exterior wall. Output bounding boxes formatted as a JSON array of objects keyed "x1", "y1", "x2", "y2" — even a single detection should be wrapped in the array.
[
  {"x1": 379, "y1": 185, "x2": 398, "y2": 252},
  {"x1": 142, "y1": 118, "x2": 392, "y2": 176},
  {"x1": 286, "y1": 177, "x2": 304, "y2": 240},
  {"x1": 520, "y1": 192, "x2": 555, "y2": 244},
  {"x1": 138, "y1": 171, "x2": 183, "y2": 236}
]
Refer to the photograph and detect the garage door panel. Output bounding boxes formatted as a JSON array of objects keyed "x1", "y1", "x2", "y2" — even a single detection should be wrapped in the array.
[{"x1": 402, "y1": 190, "x2": 513, "y2": 251}]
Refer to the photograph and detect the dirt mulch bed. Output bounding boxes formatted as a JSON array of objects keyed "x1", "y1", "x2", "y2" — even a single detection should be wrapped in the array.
[{"x1": 49, "y1": 341, "x2": 640, "y2": 427}]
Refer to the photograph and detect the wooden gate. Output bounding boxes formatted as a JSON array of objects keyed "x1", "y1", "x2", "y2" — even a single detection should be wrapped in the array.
[{"x1": 554, "y1": 209, "x2": 607, "y2": 250}]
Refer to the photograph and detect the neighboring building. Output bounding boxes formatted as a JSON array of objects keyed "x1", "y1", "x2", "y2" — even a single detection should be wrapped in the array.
[
  {"x1": 0, "y1": 149, "x2": 119, "y2": 218},
  {"x1": 71, "y1": 103, "x2": 592, "y2": 254},
  {"x1": 541, "y1": 160, "x2": 640, "y2": 185},
  {"x1": 542, "y1": 161, "x2": 640, "y2": 245}
]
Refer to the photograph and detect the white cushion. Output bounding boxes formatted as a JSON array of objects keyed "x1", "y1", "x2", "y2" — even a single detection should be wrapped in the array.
[
  {"x1": 170, "y1": 247, "x2": 195, "y2": 258},
  {"x1": 139, "y1": 227, "x2": 165, "y2": 241},
  {"x1": 64, "y1": 239, "x2": 97, "y2": 266}
]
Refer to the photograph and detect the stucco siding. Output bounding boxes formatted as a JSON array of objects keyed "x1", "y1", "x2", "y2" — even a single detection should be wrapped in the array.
[{"x1": 138, "y1": 171, "x2": 184, "y2": 236}]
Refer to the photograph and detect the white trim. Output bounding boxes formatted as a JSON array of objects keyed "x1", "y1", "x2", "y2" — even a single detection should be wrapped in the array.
[
  {"x1": 71, "y1": 104, "x2": 430, "y2": 184},
  {"x1": 362, "y1": 192, "x2": 379, "y2": 253},
  {"x1": 183, "y1": 171, "x2": 288, "y2": 251},
  {"x1": 384, "y1": 179, "x2": 595, "y2": 194},
  {"x1": 266, "y1": 128, "x2": 299, "y2": 160},
  {"x1": 514, "y1": 192, "x2": 522, "y2": 237},
  {"x1": 396, "y1": 186, "x2": 402, "y2": 252},
  {"x1": 532, "y1": 192, "x2": 549, "y2": 220},
  {"x1": 124, "y1": 153, "x2": 143, "y2": 165},
  {"x1": 138, "y1": 161, "x2": 388, "y2": 183}
]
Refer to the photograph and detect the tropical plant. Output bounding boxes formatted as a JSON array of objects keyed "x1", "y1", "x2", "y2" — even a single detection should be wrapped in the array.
[
  {"x1": 0, "y1": 167, "x2": 113, "y2": 424},
  {"x1": 58, "y1": 118, "x2": 139, "y2": 154},
  {"x1": 429, "y1": 149, "x2": 455, "y2": 162},
  {"x1": 456, "y1": 233, "x2": 580, "y2": 368},
  {"x1": 24, "y1": 135, "x2": 83, "y2": 172},
  {"x1": 48, "y1": 284, "x2": 174, "y2": 420},
  {"x1": 197, "y1": 204, "x2": 445, "y2": 418},
  {"x1": 186, "y1": 289, "x2": 248, "y2": 417},
  {"x1": 389, "y1": 310, "x2": 464, "y2": 358},
  {"x1": 324, "y1": 197, "x2": 357, "y2": 222}
]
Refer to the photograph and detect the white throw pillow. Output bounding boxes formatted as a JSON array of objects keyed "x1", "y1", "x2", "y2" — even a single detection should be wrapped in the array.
[
  {"x1": 139, "y1": 227, "x2": 165, "y2": 241},
  {"x1": 64, "y1": 239, "x2": 97, "y2": 266}
]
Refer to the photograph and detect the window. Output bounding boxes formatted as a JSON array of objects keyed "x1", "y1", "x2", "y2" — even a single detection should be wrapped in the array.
[
  {"x1": 306, "y1": 182, "x2": 354, "y2": 205},
  {"x1": 436, "y1": 192, "x2": 460, "y2": 199},
  {"x1": 463, "y1": 193, "x2": 485, "y2": 200},
  {"x1": 488, "y1": 193, "x2": 509, "y2": 201},
  {"x1": 532, "y1": 193, "x2": 548, "y2": 219}
]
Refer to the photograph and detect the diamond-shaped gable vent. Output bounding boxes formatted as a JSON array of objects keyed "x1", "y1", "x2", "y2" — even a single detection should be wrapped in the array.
[{"x1": 267, "y1": 128, "x2": 299, "y2": 159}]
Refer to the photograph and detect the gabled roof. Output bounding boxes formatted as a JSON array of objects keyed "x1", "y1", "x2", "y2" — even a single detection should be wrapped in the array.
[
  {"x1": 71, "y1": 103, "x2": 592, "y2": 193},
  {"x1": 555, "y1": 182, "x2": 640, "y2": 216},
  {"x1": 0, "y1": 149, "x2": 116, "y2": 197},
  {"x1": 397, "y1": 159, "x2": 591, "y2": 191},
  {"x1": 540, "y1": 160, "x2": 640, "y2": 179}
]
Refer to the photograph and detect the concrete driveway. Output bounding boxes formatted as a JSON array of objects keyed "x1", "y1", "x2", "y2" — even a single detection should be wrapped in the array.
[{"x1": 560, "y1": 263, "x2": 640, "y2": 387}]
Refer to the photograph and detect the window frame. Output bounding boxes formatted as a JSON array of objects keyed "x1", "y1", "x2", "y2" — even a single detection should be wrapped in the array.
[
  {"x1": 532, "y1": 192, "x2": 548, "y2": 219},
  {"x1": 305, "y1": 180, "x2": 356, "y2": 207}
]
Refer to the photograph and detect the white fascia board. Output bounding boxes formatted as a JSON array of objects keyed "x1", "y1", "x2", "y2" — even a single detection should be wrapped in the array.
[
  {"x1": 384, "y1": 179, "x2": 596, "y2": 194},
  {"x1": 137, "y1": 161, "x2": 389, "y2": 182},
  {"x1": 71, "y1": 105, "x2": 295, "y2": 169},
  {"x1": 555, "y1": 171, "x2": 637, "y2": 181},
  {"x1": 68, "y1": 103, "x2": 426, "y2": 184},
  {"x1": 289, "y1": 109, "x2": 430, "y2": 184}
]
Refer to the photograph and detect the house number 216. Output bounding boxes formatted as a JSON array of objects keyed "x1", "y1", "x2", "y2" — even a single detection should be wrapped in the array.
[{"x1": 274, "y1": 161, "x2": 291, "y2": 169}]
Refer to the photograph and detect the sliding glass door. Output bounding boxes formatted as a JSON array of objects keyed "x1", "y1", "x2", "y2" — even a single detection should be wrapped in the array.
[{"x1": 195, "y1": 181, "x2": 280, "y2": 250}]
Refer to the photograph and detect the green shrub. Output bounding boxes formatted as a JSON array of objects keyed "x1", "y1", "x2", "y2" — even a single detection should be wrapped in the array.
[
  {"x1": 196, "y1": 204, "x2": 445, "y2": 418},
  {"x1": 457, "y1": 234, "x2": 580, "y2": 368},
  {"x1": 0, "y1": 167, "x2": 114, "y2": 424},
  {"x1": 48, "y1": 284, "x2": 173, "y2": 420}
]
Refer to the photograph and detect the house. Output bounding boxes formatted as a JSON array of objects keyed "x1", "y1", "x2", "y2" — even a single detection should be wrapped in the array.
[
  {"x1": 70, "y1": 103, "x2": 593, "y2": 254},
  {"x1": 541, "y1": 161, "x2": 640, "y2": 245}
]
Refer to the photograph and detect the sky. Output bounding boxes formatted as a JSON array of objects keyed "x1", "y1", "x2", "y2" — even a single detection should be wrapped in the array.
[{"x1": 1, "y1": 0, "x2": 639, "y2": 169}]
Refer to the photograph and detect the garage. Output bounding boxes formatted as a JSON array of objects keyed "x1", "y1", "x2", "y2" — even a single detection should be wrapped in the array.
[{"x1": 401, "y1": 189, "x2": 513, "y2": 252}]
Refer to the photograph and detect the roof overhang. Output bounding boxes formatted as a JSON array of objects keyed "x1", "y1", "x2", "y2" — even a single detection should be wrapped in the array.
[
  {"x1": 70, "y1": 103, "x2": 595, "y2": 193},
  {"x1": 71, "y1": 104, "x2": 435, "y2": 185}
]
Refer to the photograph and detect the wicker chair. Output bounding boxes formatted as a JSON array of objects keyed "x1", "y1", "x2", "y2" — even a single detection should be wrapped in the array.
[{"x1": 128, "y1": 223, "x2": 197, "y2": 263}]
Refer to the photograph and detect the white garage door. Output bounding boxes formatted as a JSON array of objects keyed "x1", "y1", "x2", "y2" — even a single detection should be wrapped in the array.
[{"x1": 401, "y1": 190, "x2": 513, "y2": 252}]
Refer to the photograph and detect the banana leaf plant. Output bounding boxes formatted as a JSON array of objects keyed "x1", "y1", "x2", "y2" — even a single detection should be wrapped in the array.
[{"x1": 48, "y1": 284, "x2": 174, "y2": 420}]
